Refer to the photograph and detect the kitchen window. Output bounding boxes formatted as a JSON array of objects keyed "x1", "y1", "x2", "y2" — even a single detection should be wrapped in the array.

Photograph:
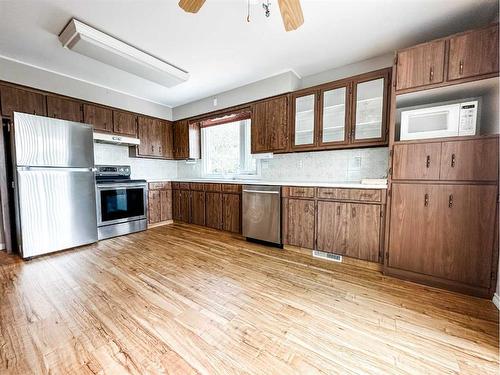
[{"x1": 201, "y1": 115, "x2": 258, "y2": 178}]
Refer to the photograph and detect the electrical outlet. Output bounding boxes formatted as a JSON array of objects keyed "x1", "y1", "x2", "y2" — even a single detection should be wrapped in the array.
[{"x1": 298, "y1": 160, "x2": 303, "y2": 168}]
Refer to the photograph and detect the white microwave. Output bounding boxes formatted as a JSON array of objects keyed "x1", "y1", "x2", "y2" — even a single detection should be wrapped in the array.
[{"x1": 400, "y1": 100, "x2": 479, "y2": 140}]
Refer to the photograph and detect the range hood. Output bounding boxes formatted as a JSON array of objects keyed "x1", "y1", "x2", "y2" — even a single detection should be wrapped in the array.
[{"x1": 93, "y1": 132, "x2": 140, "y2": 146}]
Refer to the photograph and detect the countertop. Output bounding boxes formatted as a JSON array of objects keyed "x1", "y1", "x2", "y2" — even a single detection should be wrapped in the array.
[{"x1": 147, "y1": 178, "x2": 388, "y2": 189}]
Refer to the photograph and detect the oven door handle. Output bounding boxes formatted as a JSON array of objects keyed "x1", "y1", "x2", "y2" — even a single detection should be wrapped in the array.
[{"x1": 97, "y1": 183, "x2": 147, "y2": 189}]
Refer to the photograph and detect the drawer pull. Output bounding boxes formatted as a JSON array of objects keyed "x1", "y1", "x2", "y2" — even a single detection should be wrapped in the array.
[
  {"x1": 451, "y1": 153, "x2": 456, "y2": 168},
  {"x1": 352, "y1": 206, "x2": 356, "y2": 218},
  {"x1": 336, "y1": 206, "x2": 340, "y2": 215},
  {"x1": 429, "y1": 67, "x2": 434, "y2": 82},
  {"x1": 459, "y1": 60, "x2": 464, "y2": 75},
  {"x1": 426, "y1": 155, "x2": 431, "y2": 168},
  {"x1": 424, "y1": 193, "x2": 429, "y2": 207},
  {"x1": 448, "y1": 194, "x2": 453, "y2": 208}
]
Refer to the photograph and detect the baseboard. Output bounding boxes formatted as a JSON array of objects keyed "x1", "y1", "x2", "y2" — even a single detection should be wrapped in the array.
[
  {"x1": 493, "y1": 293, "x2": 500, "y2": 310},
  {"x1": 148, "y1": 220, "x2": 173, "y2": 229}
]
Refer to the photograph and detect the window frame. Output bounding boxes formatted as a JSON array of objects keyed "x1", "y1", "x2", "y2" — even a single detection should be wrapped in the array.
[{"x1": 201, "y1": 118, "x2": 260, "y2": 179}]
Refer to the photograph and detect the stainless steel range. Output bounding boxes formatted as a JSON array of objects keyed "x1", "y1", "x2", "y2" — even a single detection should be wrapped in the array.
[{"x1": 95, "y1": 165, "x2": 147, "y2": 240}]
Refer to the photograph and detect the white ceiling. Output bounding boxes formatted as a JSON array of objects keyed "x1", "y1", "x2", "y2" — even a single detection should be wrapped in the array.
[{"x1": 0, "y1": 0, "x2": 498, "y2": 108}]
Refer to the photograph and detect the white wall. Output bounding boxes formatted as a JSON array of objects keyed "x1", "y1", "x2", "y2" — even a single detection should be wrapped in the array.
[
  {"x1": 173, "y1": 71, "x2": 301, "y2": 120},
  {"x1": 173, "y1": 53, "x2": 393, "y2": 121},
  {"x1": 94, "y1": 143, "x2": 178, "y2": 181},
  {"x1": 0, "y1": 56, "x2": 173, "y2": 120}
]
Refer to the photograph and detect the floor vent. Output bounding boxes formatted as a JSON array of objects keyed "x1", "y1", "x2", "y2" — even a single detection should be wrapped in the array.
[{"x1": 312, "y1": 250, "x2": 342, "y2": 262}]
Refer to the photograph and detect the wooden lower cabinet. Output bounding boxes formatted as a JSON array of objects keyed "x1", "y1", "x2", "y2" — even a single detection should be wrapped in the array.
[
  {"x1": 148, "y1": 183, "x2": 172, "y2": 225},
  {"x1": 190, "y1": 191, "x2": 206, "y2": 226},
  {"x1": 388, "y1": 183, "x2": 497, "y2": 289},
  {"x1": 173, "y1": 189, "x2": 190, "y2": 223},
  {"x1": 284, "y1": 198, "x2": 315, "y2": 249},
  {"x1": 205, "y1": 192, "x2": 222, "y2": 230},
  {"x1": 222, "y1": 193, "x2": 241, "y2": 233},
  {"x1": 316, "y1": 201, "x2": 380, "y2": 262}
]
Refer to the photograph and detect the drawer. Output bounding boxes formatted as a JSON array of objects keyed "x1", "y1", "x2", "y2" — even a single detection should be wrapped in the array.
[
  {"x1": 284, "y1": 186, "x2": 315, "y2": 198},
  {"x1": 172, "y1": 182, "x2": 190, "y2": 190},
  {"x1": 221, "y1": 184, "x2": 242, "y2": 193},
  {"x1": 149, "y1": 182, "x2": 171, "y2": 190},
  {"x1": 204, "y1": 183, "x2": 222, "y2": 192},
  {"x1": 317, "y1": 188, "x2": 382, "y2": 202},
  {"x1": 190, "y1": 182, "x2": 205, "y2": 191}
]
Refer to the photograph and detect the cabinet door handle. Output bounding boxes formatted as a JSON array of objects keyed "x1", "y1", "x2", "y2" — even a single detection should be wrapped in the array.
[
  {"x1": 151, "y1": 145, "x2": 154, "y2": 152},
  {"x1": 448, "y1": 194, "x2": 453, "y2": 208},
  {"x1": 459, "y1": 60, "x2": 464, "y2": 75},
  {"x1": 351, "y1": 206, "x2": 356, "y2": 217},
  {"x1": 429, "y1": 67, "x2": 434, "y2": 82},
  {"x1": 424, "y1": 193, "x2": 429, "y2": 207},
  {"x1": 451, "y1": 153, "x2": 456, "y2": 168},
  {"x1": 426, "y1": 155, "x2": 431, "y2": 168},
  {"x1": 336, "y1": 206, "x2": 340, "y2": 216}
]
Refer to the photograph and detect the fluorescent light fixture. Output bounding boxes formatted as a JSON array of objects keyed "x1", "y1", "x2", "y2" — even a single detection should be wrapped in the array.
[{"x1": 59, "y1": 18, "x2": 189, "y2": 87}]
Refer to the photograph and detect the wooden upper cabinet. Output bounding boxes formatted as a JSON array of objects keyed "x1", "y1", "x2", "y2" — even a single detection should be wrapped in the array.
[
  {"x1": 83, "y1": 104, "x2": 112, "y2": 132},
  {"x1": 0, "y1": 85, "x2": 46, "y2": 118},
  {"x1": 448, "y1": 24, "x2": 499, "y2": 81},
  {"x1": 392, "y1": 143, "x2": 442, "y2": 180},
  {"x1": 113, "y1": 110, "x2": 137, "y2": 137},
  {"x1": 251, "y1": 95, "x2": 289, "y2": 153},
  {"x1": 161, "y1": 121, "x2": 174, "y2": 159},
  {"x1": 137, "y1": 116, "x2": 155, "y2": 156},
  {"x1": 47, "y1": 96, "x2": 83, "y2": 122},
  {"x1": 291, "y1": 91, "x2": 318, "y2": 150},
  {"x1": 439, "y1": 138, "x2": 499, "y2": 181},
  {"x1": 173, "y1": 120, "x2": 200, "y2": 160},
  {"x1": 319, "y1": 84, "x2": 349, "y2": 146},
  {"x1": 396, "y1": 40, "x2": 446, "y2": 91},
  {"x1": 351, "y1": 70, "x2": 389, "y2": 144}
]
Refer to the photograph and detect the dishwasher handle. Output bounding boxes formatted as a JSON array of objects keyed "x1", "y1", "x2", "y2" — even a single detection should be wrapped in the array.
[{"x1": 243, "y1": 189, "x2": 280, "y2": 195}]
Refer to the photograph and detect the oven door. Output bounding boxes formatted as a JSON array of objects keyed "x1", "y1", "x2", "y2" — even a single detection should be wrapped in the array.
[{"x1": 96, "y1": 183, "x2": 147, "y2": 226}]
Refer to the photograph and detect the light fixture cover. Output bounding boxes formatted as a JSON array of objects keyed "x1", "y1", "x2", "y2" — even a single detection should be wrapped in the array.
[{"x1": 59, "y1": 18, "x2": 189, "y2": 87}]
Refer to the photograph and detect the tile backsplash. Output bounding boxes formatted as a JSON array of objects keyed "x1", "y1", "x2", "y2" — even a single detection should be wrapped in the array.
[
  {"x1": 94, "y1": 143, "x2": 178, "y2": 180},
  {"x1": 178, "y1": 147, "x2": 389, "y2": 182}
]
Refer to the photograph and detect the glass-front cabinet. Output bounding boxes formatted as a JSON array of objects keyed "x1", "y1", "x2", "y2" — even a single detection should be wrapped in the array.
[
  {"x1": 319, "y1": 84, "x2": 349, "y2": 146},
  {"x1": 290, "y1": 68, "x2": 390, "y2": 151},
  {"x1": 351, "y1": 70, "x2": 389, "y2": 144},
  {"x1": 292, "y1": 92, "x2": 317, "y2": 149}
]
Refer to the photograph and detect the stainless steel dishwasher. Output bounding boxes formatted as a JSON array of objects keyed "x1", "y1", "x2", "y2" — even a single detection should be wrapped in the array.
[{"x1": 242, "y1": 185, "x2": 281, "y2": 245}]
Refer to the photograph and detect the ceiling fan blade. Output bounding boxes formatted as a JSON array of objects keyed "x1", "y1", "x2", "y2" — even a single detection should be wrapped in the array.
[
  {"x1": 178, "y1": 0, "x2": 206, "y2": 13},
  {"x1": 277, "y1": 0, "x2": 304, "y2": 32}
]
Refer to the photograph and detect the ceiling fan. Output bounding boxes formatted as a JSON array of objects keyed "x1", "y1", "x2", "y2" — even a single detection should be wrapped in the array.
[{"x1": 178, "y1": 0, "x2": 304, "y2": 32}]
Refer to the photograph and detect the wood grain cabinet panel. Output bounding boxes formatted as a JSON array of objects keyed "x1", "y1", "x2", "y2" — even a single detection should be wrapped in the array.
[
  {"x1": 285, "y1": 198, "x2": 315, "y2": 249},
  {"x1": 389, "y1": 183, "x2": 497, "y2": 288},
  {"x1": 190, "y1": 191, "x2": 206, "y2": 226},
  {"x1": 251, "y1": 95, "x2": 288, "y2": 153},
  {"x1": 113, "y1": 110, "x2": 137, "y2": 137},
  {"x1": 83, "y1": 104, "x2": 113, "y2": 133},
  {"x1": 161, "y1": 121, "x2": 174, "y2": 159},
  {"x1": 223, "y1": 193, "x2": 241, "y2": 233},
  {"x1": 173, "y1": 189, "x2": 190, "y2": 223},
  {"x1": 345, "y1": 203, "x2": 380, "y2": 262},
  {"x1": 148, "y1": 190, "x2": 161, "y2": 224},
  {"x1": 439, "y1": 138, "x2": 498, "y2": 181},
  {"x1": 0, "y1": 85, "x2": 46, "y2": 118},
  {"x1": 160, "y1": 189, "x2": 172, "y2": 222},
  {"x1": 173, "y1": 120, "x2": 201, "y2": 160},
  {"x1": 47, "y1": 96, "x2": 83, "y2": 122},
  {"x1": 448, "y1": 25, "x2": 499, "y2": 81},
  {"x1": 205, "y1": 192, "x2": 222, "y2": 230},
  {"x1": 396, "y1": 40, "x2": 446, "y2": 91},
  {"x1": 316, "y1": 201, "x2": 347, "y2": 254},
  {"x1": 283, "y1": 186, "x2": 315, "y2": 198},
  {"x1": 392, "y1": 143, "x2": 442, "y2": 180},
  {"x1": 137, "y1": 116, "x2": 162, "y2": 157}
]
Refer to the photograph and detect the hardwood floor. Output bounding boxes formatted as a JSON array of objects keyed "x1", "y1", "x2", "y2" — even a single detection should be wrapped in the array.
[{"x1": 0, "y1": 223, "x2": 498, "y2": 374}]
